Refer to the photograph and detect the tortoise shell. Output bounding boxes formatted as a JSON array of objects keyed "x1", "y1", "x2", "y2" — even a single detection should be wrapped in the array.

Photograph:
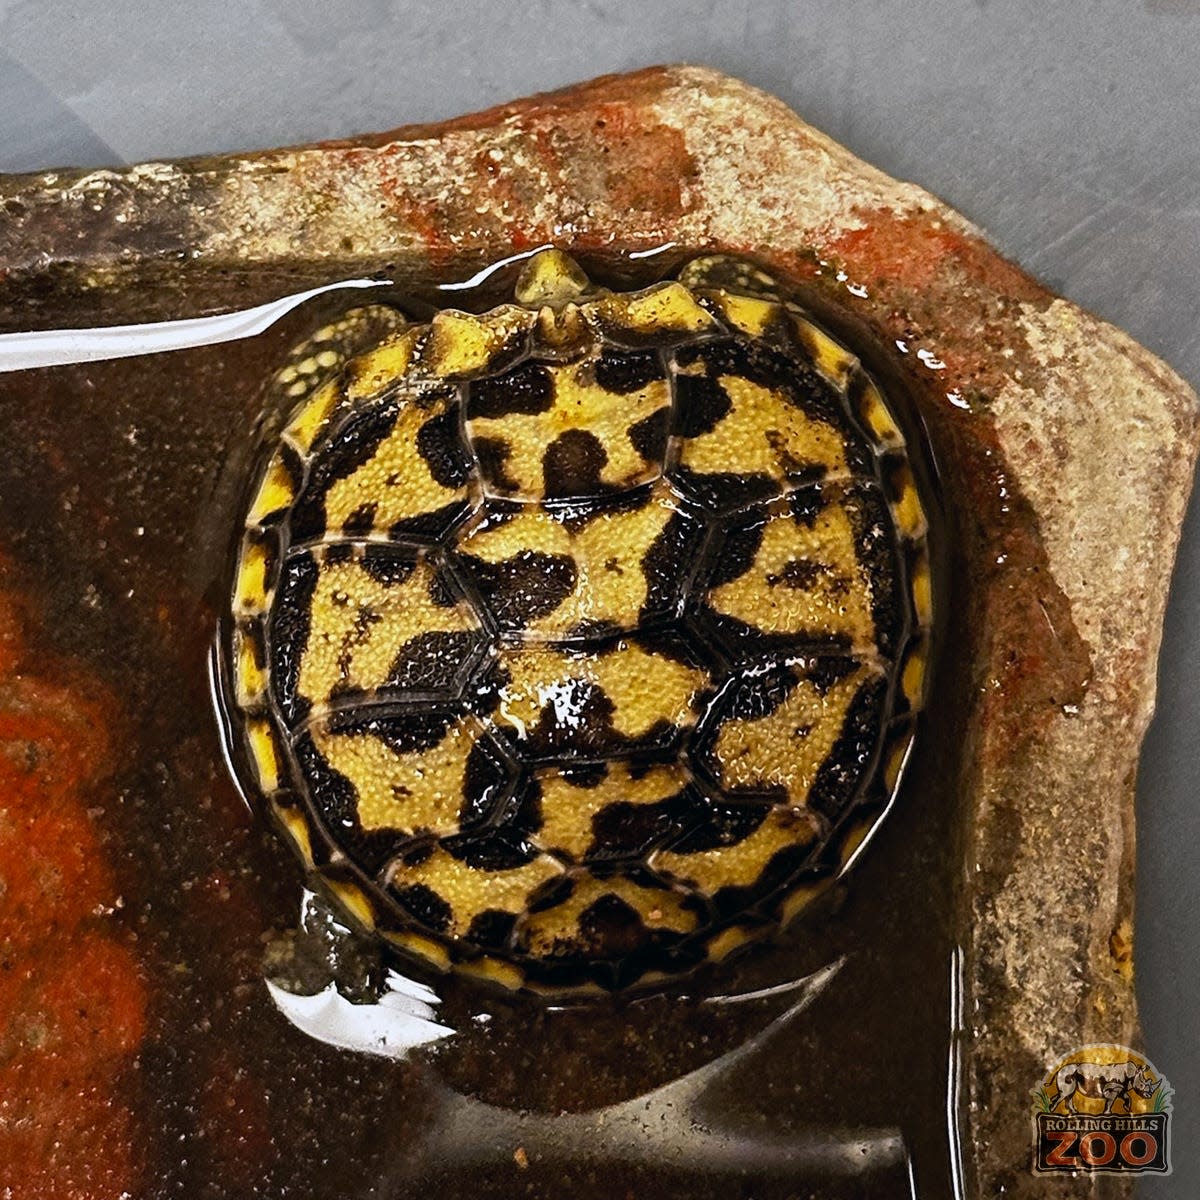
[{"x1": 228, "y1": 250, "x2": 931, "y2": 993}]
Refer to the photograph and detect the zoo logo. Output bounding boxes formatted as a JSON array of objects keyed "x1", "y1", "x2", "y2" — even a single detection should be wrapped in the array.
[{"x1": 1032, "y1": 1044, "x2": 1172, "y2": 1175}]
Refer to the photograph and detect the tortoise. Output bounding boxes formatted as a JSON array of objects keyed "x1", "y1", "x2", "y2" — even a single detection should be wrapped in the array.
[{"x1": 226, "y1": 249, "x2": 931, "y2": 995}]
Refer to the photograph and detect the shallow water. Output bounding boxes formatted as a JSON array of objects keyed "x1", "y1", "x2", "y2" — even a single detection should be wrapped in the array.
[{"x1": 0, "y1": 259, "x2": 964, "y2": 1198}]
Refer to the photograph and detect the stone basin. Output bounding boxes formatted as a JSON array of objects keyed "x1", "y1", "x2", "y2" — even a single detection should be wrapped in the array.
[{"x1": 0, "y1": 66, "x2": 1195, "y2": 1199}]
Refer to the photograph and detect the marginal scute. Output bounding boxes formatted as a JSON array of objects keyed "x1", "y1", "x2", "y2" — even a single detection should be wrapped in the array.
[
  {"x1": 911, "y1": 556, "x2": 934, "y2": 627},
  {"x1": 246, "y1": 717, "x2": 282, "y2": 792},
  {"x1": 234, "y1": 539, "x2": 271, "y2": 614},
  {"x1": 703, "y1": 289, "x2": 778, "y2": 339},
  {"x1": 902, "y1": 646, "x2": 927, "y2": 707},
  {"x1": 232, "y1": 625, "x2": 266, "y2": 707},
  {"x1": 778, "y1": 878, "x2": 830, "y2": 926},
  {"x1": 789, "y1": 312, "x2": 859, "y2": 390},
  {"x1": 857, "y1": 378, "x2": 905, "y2": 449},
  {"x1": 246, "y1": 453, "x2": 296, "y2": 525},
  {"x1": 892, "y1": 466, "x2": 928, "y2": 538},
  {"x1": 514, "y1": 248, "x2": 590, "y2": 307},
  {"x1": 454, "y1": 955, "x2": 526, "y2": 990},
  {"x1": 231, "y1": 249, "x2": 932, "y2": 992},
  {"x1": 284, "y1": 378, "x2": 343, "y2": 453},
  {"x1": 277, "y1": 804, "x2": 315, "y2": 866},
  {"x1": 344, "y1": 328, "x2": 421, "y2": 400},
  {"x1": 883, "y1": 731, "x2": 914, "y2": 792},
  {"x1": 589, "y1": 281, "x2": 719, "y2": 341},
  {"x1": 705, "y1": 922, "x2": 758, "y2": 962},
  {"x1": 327, "y1": 880, "x2": 377, "y2": 930},
  {"x1": 423, "y1": 306, "x2": 533, "y2": 378}
]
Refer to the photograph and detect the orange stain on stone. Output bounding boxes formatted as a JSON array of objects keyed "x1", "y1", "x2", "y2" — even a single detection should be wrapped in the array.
[
  {"x1": 587, "y1": 102, "x2": 694, "y2": 220},
  {"x1": 470, "y1": 146, "x2": 537, "y2": 253},
  {"x1": 0, "y1": 562, "x2": 146, "y2": 1200},
  {"x1": 777, "y1": 205, "x2": 1056, "y2": 411},
  {"x1": 365, "y1": 86, "x2": 693, "y2": 265},
  {"x1": 827, "y1": 207, "x2": 1045, "y2": 301}
]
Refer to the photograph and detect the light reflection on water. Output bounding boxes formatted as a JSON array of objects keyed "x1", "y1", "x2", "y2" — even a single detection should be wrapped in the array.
[
  {"x1": 266, "y1": 971, "x2": 454, "y2": 1058},
  {"x1": 0, "y1": 278, "x2": 391, "y2": 373}
]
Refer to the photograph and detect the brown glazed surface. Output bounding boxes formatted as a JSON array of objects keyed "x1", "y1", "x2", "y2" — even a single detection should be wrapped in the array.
[{"x1": 0, "y1": 67, "x2": 1196, "y2": 1198}]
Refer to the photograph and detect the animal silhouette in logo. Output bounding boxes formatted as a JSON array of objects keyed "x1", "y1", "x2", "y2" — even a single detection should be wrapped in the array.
[{"x1": 1048, "y1": 1059, "x2": 1158, "y2": 1115}]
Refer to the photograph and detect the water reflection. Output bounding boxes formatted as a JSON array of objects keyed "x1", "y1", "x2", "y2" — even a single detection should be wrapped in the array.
[
  {"x1": 266, "y1": 971, "x2": 453, "y2": 1059},
  {"x1": 395, "y1": 959, "x2": 913, "y2": 1186},
  {"x1": 0, "y1": 278, "x2": 391, "y2": 372},
  {"x1": 266, "y1": 942, "x2": 910, "y2": 1185}
]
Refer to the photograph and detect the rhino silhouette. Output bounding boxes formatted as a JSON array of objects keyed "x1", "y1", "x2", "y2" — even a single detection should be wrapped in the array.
[{"x1": 1048, "y1": 1059, "x2": 1158, "y2": 1115}]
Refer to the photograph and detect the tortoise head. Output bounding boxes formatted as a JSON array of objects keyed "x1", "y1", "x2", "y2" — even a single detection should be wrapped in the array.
[{"x1": 514, "y1": 248, "x2": 592, "y2": 308}]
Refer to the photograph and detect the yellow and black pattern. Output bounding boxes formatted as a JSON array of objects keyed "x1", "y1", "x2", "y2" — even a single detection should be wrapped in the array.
[
  {"x1": 455, "y1": 480, "x2": 700, "y2": 638},
  {"x1": 228, "y1": 248, "x2": 932, "y2": 993},
  {"x1": 465, "y1": 349, "x2": 671, "y2": 500},
  {"x1": 485, "y1": 637, "x2": 712, "y2": 758},
  {"x1": 268, "y1": 543, "x2": 487, "y2": 723},
  {"x1": 696, "y1": 482, "x2": 903, "y2": 659}
]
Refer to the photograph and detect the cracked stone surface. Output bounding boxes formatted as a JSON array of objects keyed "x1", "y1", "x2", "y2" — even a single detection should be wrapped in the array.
[{"x1": 0, "y1": 66, "x2": 1196, "y2": 1197}]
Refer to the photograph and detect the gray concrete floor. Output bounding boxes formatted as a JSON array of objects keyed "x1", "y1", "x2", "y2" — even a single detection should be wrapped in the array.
[{"x1": 1, "y1": 1, "x2": 1196, "y2": 1193}]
